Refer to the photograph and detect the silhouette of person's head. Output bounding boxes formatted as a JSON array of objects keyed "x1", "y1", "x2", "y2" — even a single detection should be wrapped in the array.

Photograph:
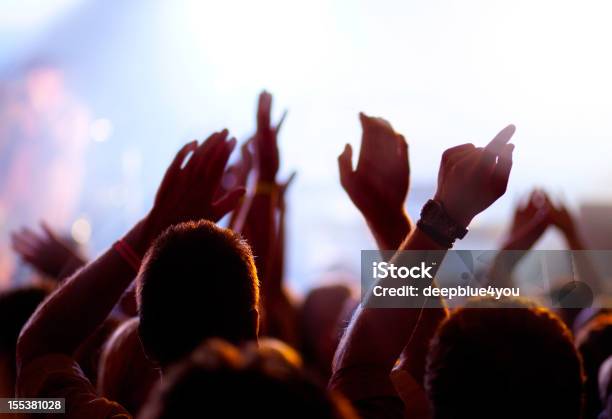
[
  {"x1": 425, "y1": 298, "x2": 584, "y2": 419},
  {"x1": 0, "y1": 284, "x2": 51, "y2": 395},
  {"x1": 139, "y1": 339, "x2": 357, "y2": 419},
  {"x1": 137, "y1": 220, "x2": 259, "y2": 368},
  {"x1": 576, "y1": 313, "x2": 612, "y2": 418}
]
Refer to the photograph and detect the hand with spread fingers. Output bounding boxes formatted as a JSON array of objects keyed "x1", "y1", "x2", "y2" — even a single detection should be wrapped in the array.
[
  {"x1": 15, "y1": 128, "x2": 248, "y2": 367},
  {"x1": 11, "y1": 222, "x2": 86, "y2": 279},
  {"x1": 143, "y1": 130, "x2": 246, "y2": 245}
]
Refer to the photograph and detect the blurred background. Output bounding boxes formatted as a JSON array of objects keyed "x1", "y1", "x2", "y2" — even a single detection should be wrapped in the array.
[{"x1": 2, "y1": 0, "x2": 612, "y2": 293}]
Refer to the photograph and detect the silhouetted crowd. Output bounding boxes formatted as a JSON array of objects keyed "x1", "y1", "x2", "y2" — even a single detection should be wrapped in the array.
[{"x1": 2, "y1": 91, "x2": 612, "y2": 419}]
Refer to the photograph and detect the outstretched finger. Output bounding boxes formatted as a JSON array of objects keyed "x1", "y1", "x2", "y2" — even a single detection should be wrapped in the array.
[
  {"x1": 40, "y1": 221, "x2": 60, "y2": 243},
  {"x1": 11, "y1": 233, "x2": 35, "y2": 257},
  {"x1": 169, "y1": 141, "x2": 198, "y2": 172},
  {"x1": 280, "y1": 171, "x2": 298, "y2": 195},
  {"x1": 275, "y1": 109, "x2": 288, "y2": 134},
  {"x1": 19, "y1": 228, "x2": 40, "y2": 247},
  {"x1": 193, "y1": 130, "x2": 228, "y2": 174},
  {"x1": 485, "y1": 124, "x2": 516, "y2": 156},
  {"x1": 284, "y1": 171, "x2": 297, "y2": 187},
  {"x1": 157, "y1": 141, "x2": 198, "y2": 201},
  {"x1": 205, "y1": 137, "x2": 237, "y2": 195},
  {"x1": 257, "y1": 91, "x2": 272, "y2": 132}
]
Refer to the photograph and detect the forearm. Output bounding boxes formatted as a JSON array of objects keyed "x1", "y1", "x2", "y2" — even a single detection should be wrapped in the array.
[
  {"x1": 267, "y1": 206, "x2": 301, "y2": 344},
  {"x1": 366, "y1": 209, "x2": 412, "y2": 253},
  {"x1": 235, "y1": 184, "x2": 277, "y2": 292},
  {"x1": 564, "y1": 228, "x2": 586, "y2": 251},
  {"x1": 332, "y1": 227, "x2": 448, "y2": 378},
  {"x1": 268, "y1": 204, "x2": 286, "y2": 291},
  {"x1": 488, "y1": 221, "x2": 547, "y2": 287},
  {"x1": 57, "y1": 254, "x2": 87, "y2": 281},
  {"x1": 563, "y1": 229, "x2": 603, "y2": 293},
  {"x1": 487, "y1": 250, "x2": 524, "y2": 288},
  {"x1": 17, "y1": 220, "x2": 148, "y2": 366},
  {"x1": 397, "y1": 303, "x2": 448, "y2": 385}
]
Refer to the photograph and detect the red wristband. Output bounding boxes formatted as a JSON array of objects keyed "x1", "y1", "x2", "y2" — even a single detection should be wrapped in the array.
[{"x1": 113, "y1": 239, "x2": 142, "y2": 272}]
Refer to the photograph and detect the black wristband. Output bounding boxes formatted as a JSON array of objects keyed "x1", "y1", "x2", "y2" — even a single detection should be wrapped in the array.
[{"x1": 416, "y1": 219, "x2": 455, "y2": 248}]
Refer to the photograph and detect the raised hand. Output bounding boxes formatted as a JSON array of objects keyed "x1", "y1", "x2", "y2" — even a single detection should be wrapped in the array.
[
  {"x1": 15, "y1": 130, "x2": 245, "y2": 370},
  {"x1": 434, "y1": 124, "x2": 516, "y2": 228},
  {"x1": 338, "y1": 113, "x2": 411, "y2": 250},
  {"x1": 11, "y1": 222, "x2": 85, "y2": 279},
  {"x1": 230, "y1": 91, "x2": 293, "y2": 344},
  {"x1": 501, "y1": 189, "x2": 552, "y2": 250},
  {"x1": 253, "y1": 91, "x2": 286, "y2": 183},
  {"x1": 549, "y1": 202, "x2": 578, "y2": 238},
  {"x1": 548, "y1": 200, "x2": 586, "y2": 250},
  {"x1": 143, "y1": 130, "x2": 245, "y2": 245}
]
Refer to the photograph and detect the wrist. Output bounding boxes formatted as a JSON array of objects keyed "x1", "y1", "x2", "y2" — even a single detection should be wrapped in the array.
[
  {"x1": 417, "y1": 199, "x2": 468, "y2": 248},
  {"x1": 254, "y1": 180, "x2": 280, "y2": 197},
  {"x1": 123, "y1": 217, "x2": 155, "y2": 258},
  {"x1": 367, "y1": 209, "x2": 411, "y2": 250},
  {"x1": 255, "y1": 168, "x2": 277, "y2": 184},
  {"x1": 564, "y1": 229, "x2": 584, "y2": 250},
  {"x1": 433, "y1": 195, "x2": 473, "y2": 229}
]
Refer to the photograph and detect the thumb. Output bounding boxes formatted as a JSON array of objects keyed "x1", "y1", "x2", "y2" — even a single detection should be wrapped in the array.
[
  {"x1": 212, "y1": 187, "x2": 246, "y2": 221},
  {"x1": 338, "y1": 143, "x2": 354, "y2": 192}
]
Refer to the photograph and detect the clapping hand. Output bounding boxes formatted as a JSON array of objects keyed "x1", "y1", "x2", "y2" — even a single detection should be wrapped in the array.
[{"x1": 501, "y1": 189, "x2": 551, "y2": 250}]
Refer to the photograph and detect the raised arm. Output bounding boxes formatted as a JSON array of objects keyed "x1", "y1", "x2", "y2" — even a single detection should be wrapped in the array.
[
  {"x1": 330, "y1": 124, "x2": 516, "y2": 416},
  {"x1": 267, "y1": 172, "x2": 296, "y2": 293},
  {"x1": 264, "y1": 172, "x2": 299, "y2": 346},
  {"x1": 488, "y1": 190, "x2": 552, "y2": 287},
  {"x1": 17, "y1": 130, "x2": 244, "y2": 367},
  {"x1": 232, "y1": 91, "x2": 298, "y2": 342},
  {"x1": 233, "y1": 91, "x2": 285, "y2": 284},
  {"x1": 338, "y1": 113, "x2": 412, "y2": 252},
  {"x1": 548, "y1": 200, "x2": 603, "y2": 292}
]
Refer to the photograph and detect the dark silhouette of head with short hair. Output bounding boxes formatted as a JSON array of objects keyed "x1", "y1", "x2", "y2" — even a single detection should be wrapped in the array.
[
  {"x1": 137, "y1": 220, "x2": 259, "y2": 368},
  {"x1": 138, "y1": 339, "x2": 357, "y2": 419},
  {"x1": 576, "y1": 313, "x2": 612, "y2": 418},
  {"x1": 0, "y1": 284, "x2": 51, "y2": 395},
  {"x1": 425, "y1": 298, "x2": 584, "y2": 419}
]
